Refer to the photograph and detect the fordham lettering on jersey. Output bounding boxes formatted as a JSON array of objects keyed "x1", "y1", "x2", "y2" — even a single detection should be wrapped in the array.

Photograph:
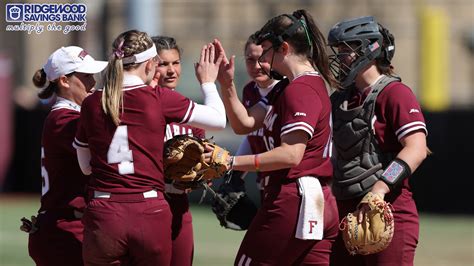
[
  {"x1": 164, "y1": 123, "x2": 194, "y2": 141},
  {"x1": 263, "y1": 106, "x2": 277, "y2": 131},
  {"x1": 247, "y1": 127, "x2": 264, "y2": 137}
]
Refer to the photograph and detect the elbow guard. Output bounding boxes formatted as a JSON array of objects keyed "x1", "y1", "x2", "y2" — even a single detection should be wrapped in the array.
[{"x1": 380, "y1": 158, "x2": 412, "y2": 189}]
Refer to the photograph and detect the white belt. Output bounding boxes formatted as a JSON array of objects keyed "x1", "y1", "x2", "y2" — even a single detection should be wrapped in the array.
[
  {"x1": 164, "y1": 183, "x2": 185, "y2": 195},
  {"x1": 93, "y1": 190, "x2": 158, "y2": 199}
]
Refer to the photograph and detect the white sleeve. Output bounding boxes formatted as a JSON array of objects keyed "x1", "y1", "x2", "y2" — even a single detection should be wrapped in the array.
[
  {"x1": 76, "y1": 148, "x2": 92, "y2": 175},
  {"x1": 187, "y1": 82, "x2": 226, "y2": 130},
  {"x1": 236, "y1": 136, "x2": 252, "y2": 155}
]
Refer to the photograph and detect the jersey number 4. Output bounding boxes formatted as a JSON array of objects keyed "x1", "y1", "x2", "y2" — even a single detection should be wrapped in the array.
[{"x1": 107, "y1": 125, "x2": 135, "y2": 175}]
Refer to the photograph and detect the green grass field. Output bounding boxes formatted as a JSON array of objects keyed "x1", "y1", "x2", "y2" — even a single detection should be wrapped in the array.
[{"x1": 0, "y1": 194, "x2": 472, "y2": 266}]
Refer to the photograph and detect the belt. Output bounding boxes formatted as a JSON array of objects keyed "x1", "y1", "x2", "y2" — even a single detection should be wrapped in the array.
[
  {"x1": 164, "y1": 184, "x2": 186, "y2": 195},
  {"x1": 93, "y1": 190, "x2": 160, "y2": 200}
]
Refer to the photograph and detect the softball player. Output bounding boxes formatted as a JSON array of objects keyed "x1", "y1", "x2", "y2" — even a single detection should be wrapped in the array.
[
  {"x1": 215, "y1": 9, "x2": 340, "y2": 265},
  {"x1": 73, "y1": 29, "x2": 226, "y2": 265},
  {"x1": 233, "y1": 32, "x2": 279, "y2": 202},
  {"x1": 327, "y1": 16, "x2": 428, "y2": 266},
  {"x1": 27, "y1": 46, "x2": 107, "y2": 266},
  {"x1": 151, "y1": 35, "x2": 204, "y2": 266}
]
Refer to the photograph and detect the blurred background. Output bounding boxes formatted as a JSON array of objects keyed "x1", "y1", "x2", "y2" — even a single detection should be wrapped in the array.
[{"x1": 0, "y1": 0, "x2": 473, "y2": 265}]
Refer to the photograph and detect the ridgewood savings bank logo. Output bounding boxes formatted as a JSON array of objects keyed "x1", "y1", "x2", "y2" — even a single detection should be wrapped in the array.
[{"x1": 5, "y1": 3, "x2": 87, "y2": 34}]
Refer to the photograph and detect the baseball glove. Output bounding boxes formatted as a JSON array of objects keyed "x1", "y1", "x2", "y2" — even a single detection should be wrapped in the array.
[
  {"x1": 20, "y1": 215, "x2": 38, "y2": 234},
  {"x1": 163, "y1": 135, "x2": 231, "y2": 183},
  {"x1": 339, "y1": 192, "x2": 394, "y2": 255},
  {"x1": 211, "y1": 170, "x2": 258, "y2": 230}
]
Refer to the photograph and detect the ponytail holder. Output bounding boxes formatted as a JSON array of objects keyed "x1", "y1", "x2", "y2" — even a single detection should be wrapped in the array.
[
  {"x1": 292, "y1": 10, "x2": 303, "y2": 19},
  {"x1": 44, "y1": 79, "x2": 51, "y2": 89},
  {"x1": 40, "y1": 68, "x2": 51, "y2": 86},
  {"x1": 113, "y1": 40, "x2": 125, "y2": 59},
  {"x1": 299, "y1": 18, "x2": 313, "y2": 55}
]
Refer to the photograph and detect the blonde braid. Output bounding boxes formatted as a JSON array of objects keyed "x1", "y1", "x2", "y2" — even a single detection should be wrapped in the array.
[{"x1": 102, "y1": 30, "x2": 153, "y2": 126}]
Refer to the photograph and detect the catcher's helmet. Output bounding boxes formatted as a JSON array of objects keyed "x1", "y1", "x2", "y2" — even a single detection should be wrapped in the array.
[{"x1": 328, "y1": 16, "x2": 394, "y2": 87}]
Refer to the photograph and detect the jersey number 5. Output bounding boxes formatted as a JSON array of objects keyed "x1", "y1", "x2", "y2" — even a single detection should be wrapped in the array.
[
  {"x1": 41, "y1": 147, "x2": 50, "y2": 196},
  {"x1": 107, "y1": 125, "x2": 135, "y2": 175}
]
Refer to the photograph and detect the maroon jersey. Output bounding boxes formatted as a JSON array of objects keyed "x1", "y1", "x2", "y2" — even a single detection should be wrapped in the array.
[
  {"x1": 242, "y1": 81, "x2": 276, "y2": 180},
  {"x1": 40, "y1": 98, "x2": 88, "y2": 212},
  {"x1": 259, "y1": 73, "x2": 333, "y2": 183},
  {"x1": 243, "y1": 81, "x2": 272, "y2": 153},
  {"x1": 349, "y1": 79, "x2": 427, "y2": 153},
  {"x1": 74, "y1": 77, "x2": 195, "y2": 193}
]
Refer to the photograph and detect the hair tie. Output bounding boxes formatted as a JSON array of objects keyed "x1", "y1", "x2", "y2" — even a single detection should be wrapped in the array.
[
  {"x1": 292, "y1": 10, "x2": 304, "y2": 19},
  {"x1": 44, "y1": 79, "x2": 51, "y2": 89},
  {"x1": 113, "y1": 40, "x2": 125, "y2": 59}
]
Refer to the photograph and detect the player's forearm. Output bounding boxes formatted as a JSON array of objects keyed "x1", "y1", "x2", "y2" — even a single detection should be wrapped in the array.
[
  {"x1": 220, "y1": 82, "x2": 257, "y2": 134},
  {"x1": 397, "y1": 132, "x2": 428, "y2": 173},
  {"x1": 76, "y1": 148, "x2": 92, "y2": 175},
  {"x1": 232, "y1": 143, "x2": 306, "y2": 172}
]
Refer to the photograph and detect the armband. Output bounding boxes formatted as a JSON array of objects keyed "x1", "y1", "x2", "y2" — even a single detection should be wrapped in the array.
[{"x1": 380, "y1": 158, "x2": 412, "y2": 188}]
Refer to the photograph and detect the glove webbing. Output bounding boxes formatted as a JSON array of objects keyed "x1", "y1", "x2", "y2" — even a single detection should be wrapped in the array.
[{"x1": 200, "y1": 181, "x2": 230, "y2": 208}]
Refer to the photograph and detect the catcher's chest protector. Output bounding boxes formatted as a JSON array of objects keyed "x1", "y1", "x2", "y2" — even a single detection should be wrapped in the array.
[{"x1": 331, "y1": 75, "x2": 400, "y2": 200}]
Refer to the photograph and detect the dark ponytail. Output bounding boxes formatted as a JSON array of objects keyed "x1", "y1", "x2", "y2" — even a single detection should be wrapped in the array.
[
  {"x1": 292, "y1": 9, "x2": 339, "y2": 88},
  {"x1": 376, "y1": 23, "x2": 396, "y2": 75},
  {"x1": 32, "y1": 69, "x2": 57, "y2": 99},
  {"x1": 257, "y1": 9, "x2": 339, "y2": 88}
]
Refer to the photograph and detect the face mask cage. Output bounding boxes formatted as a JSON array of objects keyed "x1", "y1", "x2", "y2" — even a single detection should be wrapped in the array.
[
  {"x1": 328, "y1": 41, "x2": 365, "y2": 87},
  {"x1": 257, "y1": 45, "x2": 285, "y2": 80}
]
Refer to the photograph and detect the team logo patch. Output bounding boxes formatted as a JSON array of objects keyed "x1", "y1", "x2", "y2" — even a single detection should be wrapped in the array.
[
  {"x1": 382, "y1": 161, "x2": 403, "y2": 182},
  {"x1": 409, "y1": 108, "x2": 420, "y2": 114},
  {"x1": 78, "y1": 50, "x2": 88, "y2": 60}
]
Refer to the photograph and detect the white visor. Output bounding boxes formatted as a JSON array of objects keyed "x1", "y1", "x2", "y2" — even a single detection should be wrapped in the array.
[{"x1": 122, "y1": 44, "x2": 157, "y2": 65}]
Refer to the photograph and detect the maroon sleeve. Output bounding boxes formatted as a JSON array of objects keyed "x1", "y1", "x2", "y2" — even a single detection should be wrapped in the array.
[
  {"x1": 191, "y1": 127, "x2": 206, "y2": 139},
  {"x1": 158, "y1": 86, "x2": 195, "y2": 124},
  {"x1": 242, "y1": 81, "x2": 257, "y2": 108},
  {"x1": 379, "y1": 83, "x2": 428, "y2": 141},
  {"x1": 73, "y1": 100, "x2": 90, "y2": 149},
  {"x1": 58, "y1": 110, "x2": 81, "y2": 155},
  {"x1": 279, "y1": 82, "x2": 322, "y2": 138}
]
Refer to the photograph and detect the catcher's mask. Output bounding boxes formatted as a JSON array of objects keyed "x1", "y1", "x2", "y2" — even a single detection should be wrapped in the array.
[
  {"x1": 225, "y1": 194, "x2": 258, "y2": 230},
  {"x1": 327, "y1": 16, "x2": 394, "y2": 87},
  {"x1": 256, "y1": 14, "x2": 305, "y2": 80}
]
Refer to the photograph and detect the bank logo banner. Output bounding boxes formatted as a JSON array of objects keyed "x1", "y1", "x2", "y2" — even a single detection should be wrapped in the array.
[
  {"x1": 5, "y1": 3, "x2": 88, "y2": 34},
  {"x1": 6, "y1": 4, "x2": 23, "y2": 22}
]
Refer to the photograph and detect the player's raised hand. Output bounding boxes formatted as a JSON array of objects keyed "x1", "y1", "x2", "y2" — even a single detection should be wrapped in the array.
[
  {"x1": 149, "y1": 70, "x2": 161, "y2": 88},
  {"x1": 194, "y1": 43, "x2": 224, "y2": 84},
  {"x1": 213, "y1": 39, "x2": 235, "y2": 87}
]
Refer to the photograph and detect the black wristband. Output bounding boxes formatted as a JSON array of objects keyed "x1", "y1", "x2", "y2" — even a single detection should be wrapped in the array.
[{"x1": 380, "y1": 158, "x2": 412, "y2": 188}]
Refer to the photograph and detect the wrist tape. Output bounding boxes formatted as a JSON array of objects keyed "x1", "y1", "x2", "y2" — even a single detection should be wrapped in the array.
[{"x1": 380, "y1": 158, "x2": 412, "y2": 189}]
